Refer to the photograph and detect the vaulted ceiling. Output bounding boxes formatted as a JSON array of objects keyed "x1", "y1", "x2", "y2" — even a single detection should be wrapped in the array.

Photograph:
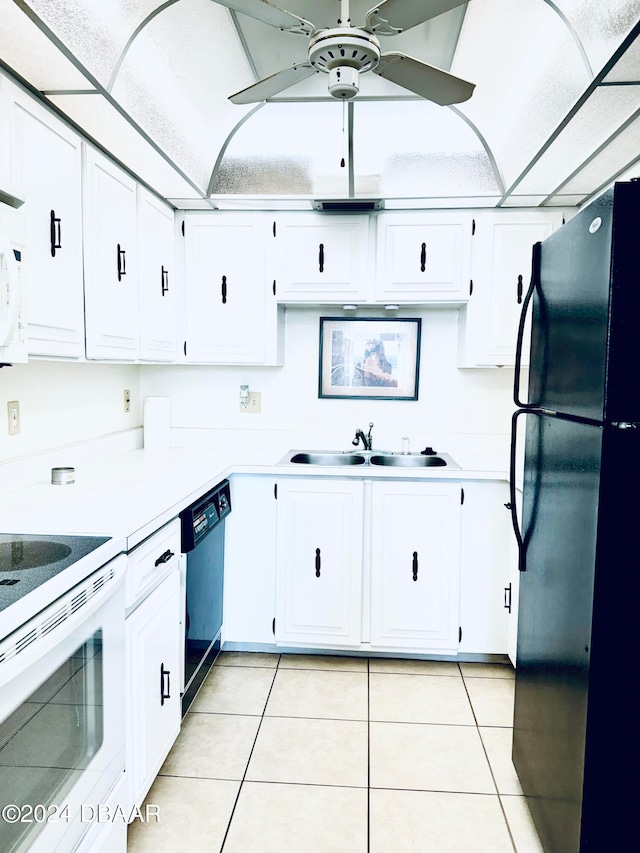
[{"x1": 1, "y1": 0, "x2": 639, "y2": 209}]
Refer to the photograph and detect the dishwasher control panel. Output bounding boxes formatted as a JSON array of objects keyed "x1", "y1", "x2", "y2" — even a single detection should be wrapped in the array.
[{"x1": 180, "y1": 479, "x2": 231, "y2": 552}]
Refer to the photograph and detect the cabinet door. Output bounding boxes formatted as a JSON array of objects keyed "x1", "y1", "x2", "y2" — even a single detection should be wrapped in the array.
[
  {"x1": 276, "y1": 478, "x2": 364, "y2": 647},
  {"x1": 275, "y1": 214, "x2": 369, "y2": 302},
  {"x1": 11, "y1": 90, "x2": 84, "y2": 358},
  {"x1": 138, "y1": 187, "x2": 177, "y2": 362},
  {"x1": 84, "y1": 145, "x2": 139, "y2": 360},
  {"x1": 126, "y1": 568, "x2": 181, "y2": 810},
  {"x1": 370, "y1": 480, "x2": 461, "y2": 652},
  {"x1": 458, "y1": 481, "x2": 512, "y2": 655},
  {"x1": 459, "y1": 211, "x2": 564, "y2": 367},
  {"x1": 184, "y1": 213, "x2": 282, "y2": 364},
  {"x1": 376, "y1": 212, "x2": 472, "y2": 302}
]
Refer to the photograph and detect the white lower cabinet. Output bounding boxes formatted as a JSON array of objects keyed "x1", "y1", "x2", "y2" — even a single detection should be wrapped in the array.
[
  {"x1": 458, "y1": 481, "x2": 513, "y2": 656},
  {"x1": 370, "y1": 481, "x2": 461, "y2": 653},
  {"x1": 275, "y1": 477, "x2": 462, "y2": 654},
  {"x1": 275, "y1": 478, "x2": 364, "y2": 647},
  {"x1": 125, "y1": 567, "x2": 181, "y2": 810}
]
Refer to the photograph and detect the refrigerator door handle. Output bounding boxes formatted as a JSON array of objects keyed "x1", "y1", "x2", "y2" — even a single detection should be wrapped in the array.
[
  {"x1": 514, "y1": 242, "x2": 542, "y2": 409},
  {"x1": 509, "y1": 409, "x2": 527, "y2": 572}
]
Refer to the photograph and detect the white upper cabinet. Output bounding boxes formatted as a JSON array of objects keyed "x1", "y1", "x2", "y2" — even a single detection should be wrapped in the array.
[
  {"x1": 183, "y1": 213, "x2": 283, "y2": 365},
  {"x1": 83, "y1": 145, "x2": 139, "y2": 361},
  {"x1": 10, "y1": 87, "x2": 84, "y2": 359},
  {"x1": 459, "y1": 210, "x2": 564, "y2": 367},
  {"x1": 369, "y1": 480, "x2": 461, "y2": 653},
  {"x1": 376, "y1": 212, "x2": 473, "y2": 303},
  {"x1": 137, "y1": 187, "x2": 177, "y2": 362},
  {"x1": 274, "y1": 213, "x2": 369, "y2": 303}
]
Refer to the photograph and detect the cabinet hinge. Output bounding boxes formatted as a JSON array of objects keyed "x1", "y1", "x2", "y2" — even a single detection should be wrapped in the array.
[
  {"x1": 181, "y1": 220, "x2": 185, "y2": 237},
  {"x1": 274, "y1": 483, "x2": 278, "y2": 499},
  {"x1": 471, "y1": 218, "x2": 476, "y2": 235},
  {"x1": 461, "y1": 488, "x2": 465, "y2": 505},
  {"x1": 273, "y1": 279, "x2": 276, "y2": 296},
  {"x1": 273, "y1": 221, "x2": 276, "y2": 237},
  {"x1": 459, "y1": 626, "x2": 462, "y2": 643},
  {"x1": 272, "y1": 617, "x2": 276, "y2": 635},
  {"x1": 469, "y1": 279, "x2": 473, "y2": 296},
  {"x1": 183, "y1": 341, "x2": 187, "y2": 357}
]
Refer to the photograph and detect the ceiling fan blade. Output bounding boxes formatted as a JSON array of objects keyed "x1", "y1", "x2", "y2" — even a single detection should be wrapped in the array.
[
  {"x1": 229, "y1": 63, "x2": 316, "y2": 104},
  {"x1": 374, "y1": 53, "x2": 475, "y2": 105},
  {"x1": 365, "y1": 0, "x2": 470, "y2": 36},
  {"x1": 213, "y1": 0, "x2": 315, "y2": 36}
]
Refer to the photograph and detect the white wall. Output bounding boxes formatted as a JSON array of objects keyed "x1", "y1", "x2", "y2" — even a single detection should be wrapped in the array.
[
  {"x1": 140, "y1": 306, "x2": 515, "y2": 460},
  {"x1": 0, "y1": 361, "x2": 141, "y2": 462}
]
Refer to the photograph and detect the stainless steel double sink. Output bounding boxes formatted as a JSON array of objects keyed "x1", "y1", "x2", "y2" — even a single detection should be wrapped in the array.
[{"x1": 278, "y1": 450, "x2": 460, "y2": 469}]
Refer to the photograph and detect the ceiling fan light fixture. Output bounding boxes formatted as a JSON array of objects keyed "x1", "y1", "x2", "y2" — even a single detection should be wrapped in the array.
[{"x1": 329, "y1": 66, "x2": 359, "y2": 99}]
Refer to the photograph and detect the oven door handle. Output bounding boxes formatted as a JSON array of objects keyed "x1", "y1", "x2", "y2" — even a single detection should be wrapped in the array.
[{"x1": 160, "y1": 662, "x2": 171, "y2": 706}]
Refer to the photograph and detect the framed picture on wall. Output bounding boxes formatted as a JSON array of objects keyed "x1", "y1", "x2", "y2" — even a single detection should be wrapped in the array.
[{"x1": 318, "y1": 317, "x2": 421, "y2": 400}]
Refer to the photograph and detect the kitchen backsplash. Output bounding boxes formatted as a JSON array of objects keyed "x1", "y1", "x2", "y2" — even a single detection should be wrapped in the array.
[
  {"x1": 0, "y1": 361, "x2": 142, "y2": 463},
  {"x1": 141, "y1": 306, "x2": 516, "y2": 455}
]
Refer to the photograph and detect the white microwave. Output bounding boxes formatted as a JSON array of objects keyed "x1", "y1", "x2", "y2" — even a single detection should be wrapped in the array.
[{"x1": 0, "y1": 207, "x2": 26, "y2": 364}]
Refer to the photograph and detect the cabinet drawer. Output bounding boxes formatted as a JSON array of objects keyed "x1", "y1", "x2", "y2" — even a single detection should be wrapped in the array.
[{"x1": 126, "y1": 519, "x2": 180, "y2": 610}]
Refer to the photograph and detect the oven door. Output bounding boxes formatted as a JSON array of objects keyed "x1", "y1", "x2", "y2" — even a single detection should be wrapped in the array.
[{"x1": 0, "y1": 555, "x2": 126, "y2": 853}]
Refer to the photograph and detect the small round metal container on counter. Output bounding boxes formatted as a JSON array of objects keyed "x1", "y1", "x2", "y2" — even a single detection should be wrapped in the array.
[{"x1": 51, "y1": 466, "x2": 75, "y2": 485}]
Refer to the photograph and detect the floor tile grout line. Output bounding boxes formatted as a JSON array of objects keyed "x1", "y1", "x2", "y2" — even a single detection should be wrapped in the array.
[
  {"x1": 461, "y1": 662, "x2": 519, "y2": 853},
  {"x1": 218, "y1": 654, "x2": 282, "y2": 853},
  {"x1": 367, "y1": 657, "x2": 371, "y2": 853}
]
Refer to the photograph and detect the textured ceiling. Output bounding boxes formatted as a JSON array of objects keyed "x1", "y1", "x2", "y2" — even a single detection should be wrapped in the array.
[{"x1": 1, "y1": 0, "x2": 639, "y2": 208}]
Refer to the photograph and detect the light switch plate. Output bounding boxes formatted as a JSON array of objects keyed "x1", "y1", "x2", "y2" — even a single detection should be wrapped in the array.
[
  {"x1": 239, "y1": 392, "x2": 261, "y2": 414},
  {"x1": 7, "y1": 401, "x2": 20, "y2": 435}
]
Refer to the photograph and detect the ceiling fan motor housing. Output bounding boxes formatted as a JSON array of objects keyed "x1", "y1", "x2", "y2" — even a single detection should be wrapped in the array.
[{"x1": 309, "y1": 28, "x2": 381, "y2": 100}]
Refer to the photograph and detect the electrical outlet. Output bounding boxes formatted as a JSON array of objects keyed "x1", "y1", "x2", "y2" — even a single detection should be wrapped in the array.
[
  {"x1": 7, "y1": 401, "x2": 20, "y2": 435},
  {"x1": 124, "y1": 389, "x2": 131, "y2": 413},
  {"x1": 239, "y1": 392, "x2": 261, "y2": 413}
]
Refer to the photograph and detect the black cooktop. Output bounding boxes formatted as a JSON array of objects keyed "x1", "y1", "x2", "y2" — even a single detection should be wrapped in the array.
[{"x1": 0, "y1": 532, "x2": 110, "y2": 613}]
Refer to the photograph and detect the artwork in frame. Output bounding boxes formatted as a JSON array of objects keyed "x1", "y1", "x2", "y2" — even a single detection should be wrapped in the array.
[{"x1": 318, "y1": 317, "x2": 421, "y2": 400}]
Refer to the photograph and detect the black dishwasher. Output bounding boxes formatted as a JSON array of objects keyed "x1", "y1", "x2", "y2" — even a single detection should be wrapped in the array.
[{"x1": 179, "y1": 478, "x2": 231, "y2": 715}]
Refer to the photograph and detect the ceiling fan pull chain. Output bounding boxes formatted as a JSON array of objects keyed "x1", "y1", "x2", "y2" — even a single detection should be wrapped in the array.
[{"x1": 341, "y1": 105, "x2": 345, "y2": 166}]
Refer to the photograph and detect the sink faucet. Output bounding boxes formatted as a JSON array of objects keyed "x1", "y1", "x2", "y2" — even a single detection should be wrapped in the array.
[{"x1": 352, "y1": 422, "x2": 374, "y2": 451}]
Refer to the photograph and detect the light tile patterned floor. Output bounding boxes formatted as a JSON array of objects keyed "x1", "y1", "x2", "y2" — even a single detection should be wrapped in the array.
[{"x1": 127, "y1": 653, "x2": 544, "y2": 853}]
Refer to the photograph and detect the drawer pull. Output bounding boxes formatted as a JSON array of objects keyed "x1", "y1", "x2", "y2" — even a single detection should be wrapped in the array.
[
  {"x1": 160, "y1": 663, "x2": 171, "y2": 706},
  {"x1": 517, "y1": 274, "x2": 523, "y2": 304},
  {"x1": 315, "y1": 547, "x2": 321, "y2": 577},
  {"x1": 412, "y1": 551, "x2": 418, "y2": 581},
  {"x1": 161, "y1": 265, "x2": 169, "y2": 295},
  {"x1": 504, "y1": 583, "x2": 512, "y2": 613},
  {"x1": 420, "y1": 242, "x2": 426, "y2": 272},
  {"x1": 318, "y1": 243, "x2": 324, "y2": 273},
  {"x1": 154, "y1": 549, "x2": 174, "y2": 567}
]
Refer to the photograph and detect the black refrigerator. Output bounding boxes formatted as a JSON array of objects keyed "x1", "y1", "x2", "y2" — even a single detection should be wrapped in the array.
[{"x1": 510, "y1": 179, "x2": 640, "y2": 853}]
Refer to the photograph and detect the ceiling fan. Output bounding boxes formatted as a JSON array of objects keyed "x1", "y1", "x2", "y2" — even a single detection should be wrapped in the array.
[{"x1": 219, "y1": 0, "x2": 475, "y2": 105}]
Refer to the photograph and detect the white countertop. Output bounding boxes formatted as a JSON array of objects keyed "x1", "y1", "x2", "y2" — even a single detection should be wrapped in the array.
[{"x1": 1, "y1": 444, "x2": 509, "y2": 549}]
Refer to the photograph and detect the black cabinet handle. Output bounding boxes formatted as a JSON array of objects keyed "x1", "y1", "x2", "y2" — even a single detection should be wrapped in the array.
[
  {"x1": 50, "y1": 209, "x2": 62, "y2": 257},
  {"x1": 319, "y1": 243, "x2": 324, "y2": 273},
  {"x1": 504, "y1": 583, "x2": 512, "y2": 613},
  {"x1": 412, "y1": 551, "x2": 418, "y2": 581},
  {"x1": 517, "y1": 274, "x2": 523, "y2": 304},
  {"x1": 315, "y1": 547, "x2": 321, "y2": 577},
  {"x1": 154, "y1": 549, "x2": 174, "y2": 567},
  {"x1": 420, "y1": 242, "x2": 426, "y2": 272},
  {"x1": 117, "y1": 244, "x2": 126, "y2": 281},
  {"x1": 161, "y1": 266, "x2": 169, "y2": 295},
  {"x1": 221, "y1": 274, "x2": 227, "y2": 304},
  {"x1": 160, "y1": 663, "x2": 171, "y2": 706}
]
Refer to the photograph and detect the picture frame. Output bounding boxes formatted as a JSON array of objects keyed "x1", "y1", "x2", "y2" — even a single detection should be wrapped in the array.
[{"x1": 318, "y1": 317, "x2": 421, "y2": 400}]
